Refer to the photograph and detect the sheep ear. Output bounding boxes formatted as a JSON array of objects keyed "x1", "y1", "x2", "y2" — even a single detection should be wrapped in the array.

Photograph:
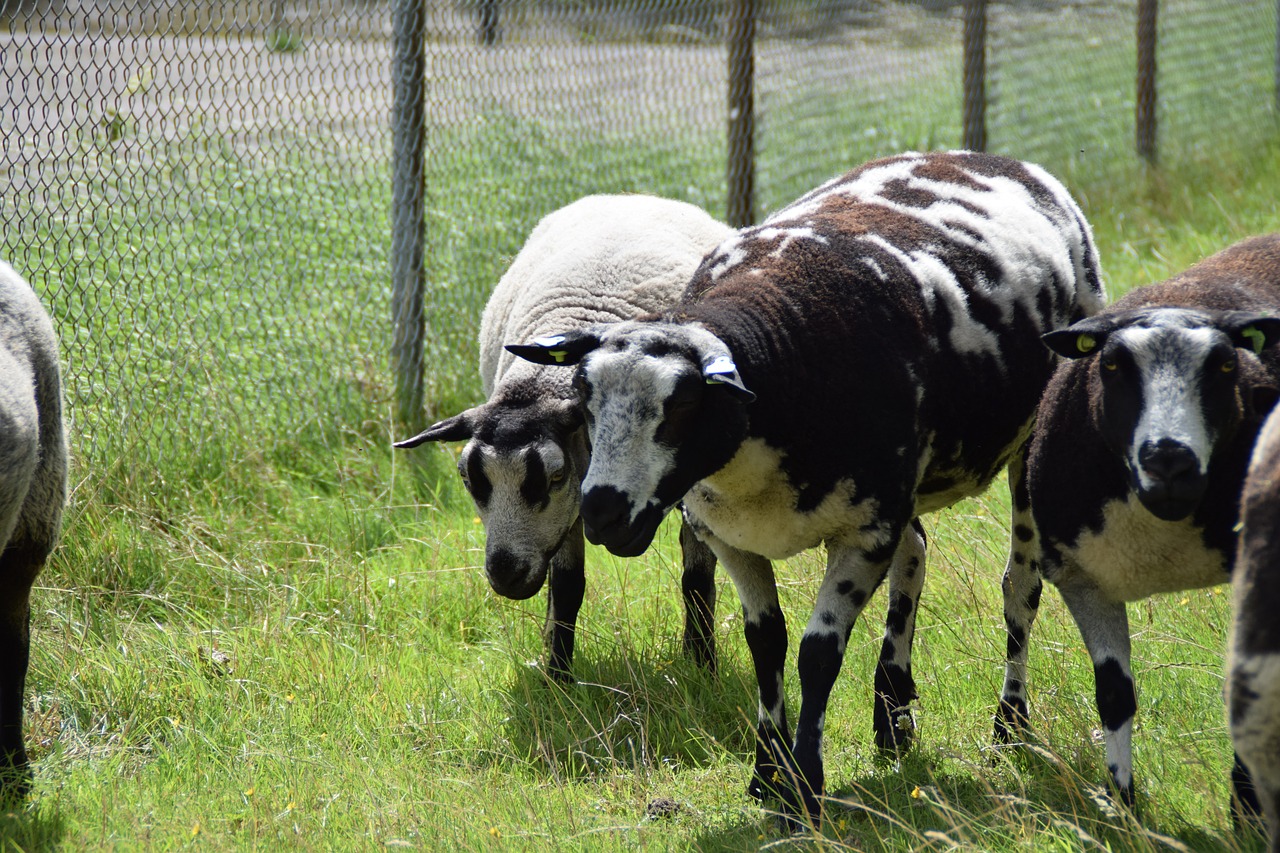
[
  {"x1": 703, "y1": 354, "x2": 755, "y2": 402},
  {"x1": 394, "y1": 410, "x2": 475, "y2": 448},
  {"x1": 1042, "y1": 319, "x2": 1114, "y2": 360},
  {"x1": 505, "y1": 330, "x2": 601, "y2": 366},
  {"x1": 1222, "y1": 314, "x2": 1280, "y2": 356}
]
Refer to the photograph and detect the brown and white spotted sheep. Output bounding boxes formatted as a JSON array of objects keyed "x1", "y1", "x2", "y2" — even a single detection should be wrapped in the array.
[
  {"x1": 395, "y1": 194, "x2": 732, "y2": 680},
  {"x1": 1231, "y1": 399, "x2": 1280, "y2": 852},
  {"x1": 510, "y1": 151, "x2": 1105, "y2": 825},
  {"x1": 1007, "y1": 233, "x2": 1280, "y2": 818},
  {"x1": 0, "y1": 261, "x2": 66, "y2": 801}
]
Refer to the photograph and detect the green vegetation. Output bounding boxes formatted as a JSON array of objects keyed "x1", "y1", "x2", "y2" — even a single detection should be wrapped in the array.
[
  {"x1": 7, "y1": 3, "x2": 1280, "y2": 846},
  {"x1": 12, "y1": 127, "x2": 1279, "y2": 848}
]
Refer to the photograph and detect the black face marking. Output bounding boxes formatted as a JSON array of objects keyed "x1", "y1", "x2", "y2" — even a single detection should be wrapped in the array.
[
  {"x1": 656, "y1": 373, "x2": 705, "y2": 447},
  {"x1": 519, "y1": 448, "x2": 550, "y2": 510},
  {"x1": 836, "y1": 580, "x2": 854, "y2": 596},
  {"x1": 464, "y1": 450, "x2": 492, "y2": 506},
  {"x1": 1014, "y1": 524, "x2": 1034, "y2": 542}
]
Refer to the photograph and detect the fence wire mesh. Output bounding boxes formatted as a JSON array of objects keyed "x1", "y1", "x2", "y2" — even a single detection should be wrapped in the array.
[{"x1": 2, "y1": 0, "x2": 1276, "y2": 496}]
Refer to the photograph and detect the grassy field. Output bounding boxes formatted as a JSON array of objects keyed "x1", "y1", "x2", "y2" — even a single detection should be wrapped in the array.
[
  {"x1": 5, "y1": 3, "x2": 1280, "y2": 846},
  {"x1": 7, "y1": 134, "x2": 1278, "y2": 850}
]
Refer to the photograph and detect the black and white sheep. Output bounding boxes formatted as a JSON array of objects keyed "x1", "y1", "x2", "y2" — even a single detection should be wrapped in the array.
[
  {"x1": 395, "y1": 194, "x2": 733, "y2": 680},
  {"x1": 510, "y1": 151, "x2": 1104, "y2": 823},
  {"x1": 1231, "y1": 396, "x2": 1280, "y2": 850},
  {"x1": 0, "y1": 261, "x2": 66, "y2": 800},
  {"x1": 1001, "y1": 233, "x2": 1280, "y2": 814}
]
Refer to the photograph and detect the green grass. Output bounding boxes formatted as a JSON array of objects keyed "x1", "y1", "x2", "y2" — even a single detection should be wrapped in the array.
[
  {"x1": 7, "y1": 13, "x2": 1280, "y2": 846},
  {"x1": 11, "y1": 135, "x2": 1278, "y2": 849}
]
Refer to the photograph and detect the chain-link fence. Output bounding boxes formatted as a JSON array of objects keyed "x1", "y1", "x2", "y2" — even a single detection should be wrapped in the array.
[{"x1": 2, "y1": 0, "x2": 1276, "y2": 498}]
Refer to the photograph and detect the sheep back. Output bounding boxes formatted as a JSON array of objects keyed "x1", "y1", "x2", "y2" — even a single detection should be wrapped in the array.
[{"x1": 478, "y1": 194, "x2": 733, "y2": 400}]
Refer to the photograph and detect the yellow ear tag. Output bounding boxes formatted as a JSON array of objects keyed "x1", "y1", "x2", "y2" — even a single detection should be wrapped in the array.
[
  {"x1": 550, "y1": 350, "x2": 567, "y2": 363},
  {"x1": 1241, "y1": 326, "x2": 1265, "y2": 356},
  {"x1": 1076, "y1": 334, "x2": 1097, "y2": 354}
]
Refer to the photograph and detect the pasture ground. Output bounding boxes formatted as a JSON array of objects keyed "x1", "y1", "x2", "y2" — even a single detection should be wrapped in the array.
[{"x1": 7, "y1": 139, "x2": 1280, "y2": 850}]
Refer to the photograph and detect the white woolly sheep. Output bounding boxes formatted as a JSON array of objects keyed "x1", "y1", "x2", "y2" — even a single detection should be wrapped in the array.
[
  {"x1": 1231, "y1": 396, "x2": 1280, "y2": 851},
  {"x1": 1006, "y1": 233, "x2": 1280, "y2": 816},
  {"x1": 510, "y1": 151, "x2": 1104, "y2": 824},
  {"x1": 0, "y1": 261, "x2": 66, "y2": 800},
  {"x1": 395, "y1": 194, "x2": 733, "y2": 680}
]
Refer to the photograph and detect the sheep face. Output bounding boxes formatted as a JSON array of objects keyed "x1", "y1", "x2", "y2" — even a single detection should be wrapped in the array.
[
  {"x1": 1044, "y1": 308, "x2": 1280, "y2": 522},
  {"x1": 395, "y1": 398, "x2": 587, "y2": 599},
  {"x1": 508, "y1": 322, "x2": 753, "y2": 558}
]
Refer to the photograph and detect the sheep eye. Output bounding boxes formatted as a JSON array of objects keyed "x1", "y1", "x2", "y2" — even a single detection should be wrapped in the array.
[
  {"x1": 1220, "y1": 359, "x2": 1237, "y2": 373},
  {"x1": 548, "y1": 468, "x2": 566, "y2": 486},
  {"x1": 1101, "y1": 359, "x2": 1118, "y2": 372}
]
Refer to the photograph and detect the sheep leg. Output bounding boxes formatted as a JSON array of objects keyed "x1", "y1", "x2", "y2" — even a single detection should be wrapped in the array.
[
  {"x1": 678, "y1": 514, "x2": 717, "y2": 673},
  {"x1": 0, "y1": 547, "x2": 40, "y2": 801},
  {"x1": 1057, "y1": 581, "x2": 1136, "y2": 806},
  {"x1": 702, "y1": 535, "x2": 789, "y2": 805},
  {"x1": 1230, "y1": 752, "x2": 1263, "y2": 828},
  {"x1": 787, "y1": 535, "x2": 897, "y2": 823},
  {"x1": 873, "y1": 519, "x2": 926, "y2": 753},
  {"x1": 996, "y1": 449, "x2": 1043, "y2": 743},
  {"x1": 542, "y1": 518, "x2": 586, "y2": 683}
]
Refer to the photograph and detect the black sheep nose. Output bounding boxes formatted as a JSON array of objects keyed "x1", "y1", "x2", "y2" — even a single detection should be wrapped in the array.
[
  {"x1": 580, "y1": 486, "x2": 631, "y2": 543},
  {"x1": 485, "y1": 547, "x2": 541, "y2": 600},
  {"x1": 1139, "y1": 438, "x2": 1198, "y2": 485}
]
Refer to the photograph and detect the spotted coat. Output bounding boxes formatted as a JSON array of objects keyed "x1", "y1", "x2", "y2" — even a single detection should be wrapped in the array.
[
  {"x1": 510, "y1": 151, "x2": 1104, "y2": 823},
  {"x1": 1003, "y1": 232, "x2": 1280, "y2": 816}
]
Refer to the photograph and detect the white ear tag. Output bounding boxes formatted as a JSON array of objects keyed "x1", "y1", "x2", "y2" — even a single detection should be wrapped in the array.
[
  {"x1": 532, "y1": 334, "x2": 569, "y2": 363},
  {"x1": 704, "y1": 354, "x2": 738, "y2": 383}
]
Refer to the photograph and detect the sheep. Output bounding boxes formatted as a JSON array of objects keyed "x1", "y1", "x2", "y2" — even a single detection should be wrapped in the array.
[
  {"x1": 394, "y1": 194, "x2": 733, "y2": 681},
  {"x1": 1231, "y1": 399, "x2": 1280, "y2": 851},
  {"x1": 0, "y1": 261, "x2": 66, "y2": 801},
  {"x1": 1000, "y1": 233, "x2": 1280, "y2": 816},
  {"x1": 509, "y1": 151, "x2": 1105, "y2": 824}
]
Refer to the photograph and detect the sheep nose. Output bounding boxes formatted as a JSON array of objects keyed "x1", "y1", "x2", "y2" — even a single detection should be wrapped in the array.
[
  {"x1": 580, "y1": 485, "x2": 631, "y2": 545},
  {"x1": 485, "y1": 546, "x2": 542, "y2": 600},
  {"x1": 1138, "y1": 438, "x2": 1198, "y2": 485}
]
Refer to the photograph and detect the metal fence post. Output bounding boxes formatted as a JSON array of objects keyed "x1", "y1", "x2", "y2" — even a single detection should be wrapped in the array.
[
  {"x1": 726, "y1": 0, "x2": 756, "y2": 228},
  {"x1": 391, "y1": 0, "x2": 427, "y2": 430},
  {"x1": 1136, "y1": 0, "x2": 1158, "y2": 163},
  {"x1": 479, "y1": 0, "x2": 500, "y2": 46},
  {"x1": 962, "y1": 0, "x2": 987, "y2": 152}
]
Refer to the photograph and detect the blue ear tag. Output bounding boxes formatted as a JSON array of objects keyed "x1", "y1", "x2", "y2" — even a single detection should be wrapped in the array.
[
  {"x1": 533, "y1": 334, "x2": 567, "y2": 348},
  {"x1": 1242, "y1": 326, "x2": 1265, "y2": 356}
]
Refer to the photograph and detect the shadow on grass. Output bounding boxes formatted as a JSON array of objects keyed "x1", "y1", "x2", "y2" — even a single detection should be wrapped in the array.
[
  {"x1": 679, "y1": 738, "x2": 1271, "y2": 851},
  {"x1": 499, "y1": 648, "x2": 759, "y2": 780},
  {"x1": 0, "y1": 802, "x2": 67, "y2": 851}
]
